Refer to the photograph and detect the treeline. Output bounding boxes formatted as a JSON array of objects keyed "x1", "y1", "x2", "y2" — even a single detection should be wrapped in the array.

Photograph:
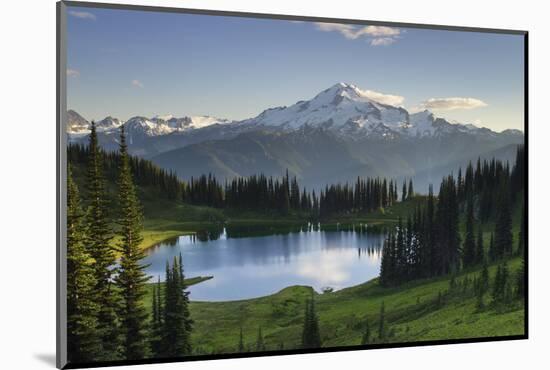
[
  {"x1": 456, "y1": 146, "x2": 524, "y2": 221},
  {"x1": 67, "y1": 122, "x2": 193, "y2": 363},
  {"x1": 70, "y1": 135, "x2": 417, "y2": 217},
  {"x1": 68, "y1": 143, "x2": 185, "y2": 200},
  {"x1": 380, "y1": 145, "x2": 525, "y2": 287},
  {"x1": 319, "y1": 178, "x2": 414, "y2": 218},
  {"x1": 223, "y1": 171, "x2": 318, "y2": 214}
]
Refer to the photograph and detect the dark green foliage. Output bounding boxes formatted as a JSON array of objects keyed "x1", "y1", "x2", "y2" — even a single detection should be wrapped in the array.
[
  {"x1": 361, "y1": 319, "x2": 371, "y2": 345},
  {"x1": 408, "y1": 179, "x2": 414, "y2": 200},
  {"x1": 474, "y1": 260, "x2": 490, "y2": 310},
  {"x1": 377, "y1": 302, "x2": 386, "y2": 341},
  {"x1": 238, "y1": 327, "x2": 245, "y2": 353},
  {"x1": 84, "y1": 122, "x2": 122, "y2": 360},
  {"x1": 379, "y1": 145, "x2": 524, "y2": 288},
  {"x1": 301, "y1": 298, "x2": 321, "y2": 349},
  {"x1": 492, "y1": 262, "x2": 510, "y2": 305},
  {"x1": 480, "y1": 260, "x2": 490, "y2": 294},
  {"x1": 380, "y1": 178, "x2": 460, "y2": 285},
  {"x1": 319, "y1": 176, "x2": 406, "y2": 218},
  {"x1": 225, "y1": 171, "x2": 304, "y2": 215},
  {"x1": 462, "y1": 195, "x2": 476, "y2": 268},
  {"x1": 510, "y1": 145, "x2": 525, "y2": 203},
  {"x1": 494, "y1": 183, "x2": 513, "y2": 259},
  {"x1": 68, "y1": 143, "x2": 185, "y2": 202},
  {"x1": 114, "y1": 126, "x2": 151, "y2": 359},
  {"x1": 517, "y1": 203, "x2": 525, "y2": 256},
  {"x1": 488, "y1": 233, "x2": 496, "y2": 262},
  {"x1": 475, "y1": 228, "x2": 484, "y2": 265},
  {"x1": 402, "y1": 180, "x2": 407, "y2": 202},
  {"x1": 150, "y1": 278, "x2": 163, "y2": 357},
  {"x1": 67, "y1": 165, "x2": 102, "y2": 363},
  {"x1": 161, "y1": 255, "x2": 193, "y2": 357},
  {"x1": 255, "y1": 327, "x2": 266, "y2": 351},
  {"x1": 516, "y1": 256, "x2": 525, "y2": 299},
  {"x1": 435, "y1": 175, "x2": 460, "y2": 275}
]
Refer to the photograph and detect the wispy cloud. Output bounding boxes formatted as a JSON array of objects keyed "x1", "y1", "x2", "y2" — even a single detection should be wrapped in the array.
[
  {"x1": 315, "y1": 23, "x2": 401, "y2": 46},
  {"x1": 418, "y1": 97, "x2": 488, "y2": 111},
  {"x1": 66, "y1": 68, "x2": 80, "y2": 78},
  {"x1": 69, "y1": 10, "x2": 97, "y2": 21},
  {"x1": 131, "y1": 79, "x2": 144, "y2": 88},
  {"x1": 362, "y1": 89, "x2": 404, "y2": 106},
  {"x1": 370, "y1": 37, "x2": 397, "y2": 46}
]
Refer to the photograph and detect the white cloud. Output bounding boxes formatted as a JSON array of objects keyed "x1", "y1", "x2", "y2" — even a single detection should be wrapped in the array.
[
  {"x1": 361, "y1": 88, "x2": 405, "y2": 106},
  {"x1": 131, "y1": 79, "x2": 144, "y2": 88},
  {"x1": 418, "y1": 97, "x2": 488, "y2": 111},
  {"x1": 66, "y1": 68, "x2": 80, "y2": 78},
  {"x1": 68, "y1": 10, "x2": 96, "y2": 21},
  {"x1": 315, "y1": 23, "x2": 401, "y2": 45}
]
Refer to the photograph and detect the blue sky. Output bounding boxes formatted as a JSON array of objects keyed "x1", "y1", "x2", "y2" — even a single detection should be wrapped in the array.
[{"x1": 66, "y1": 6, "x2": 525, "y2": 132}]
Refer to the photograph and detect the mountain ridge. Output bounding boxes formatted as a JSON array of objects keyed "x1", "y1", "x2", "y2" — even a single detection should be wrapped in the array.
[{"x1": 66, "y1": 82, "x2": 523, "y2": 187}]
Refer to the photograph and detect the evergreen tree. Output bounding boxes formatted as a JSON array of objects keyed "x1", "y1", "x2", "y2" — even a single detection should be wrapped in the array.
[
  {"x1": 361, "y1": 319, "x2": 371, "y2": 345},
  {"x1": 435, "y1": 176, "x2": 460, "y2": 275},
  {"x1": 488, "y1": 232, "x2": 496, "y2": 262},
  {"x1": 301, "y1": 298, "x2": 321, "y2": 349},
  {"x1": 492, "y1": 262, "x2": 509, "y2": 305},
  {"x1": 150, "y1": 277, "x2": 163, "y2": 357},
  {"x1": 377, "y1": 302, "x2": 386, "y2": 341},
  {"x1": 462, "y1": 196, "x2": 476, "y2": 268},
  {"x1": 238, "y1": 327, "x2": 245, "y2": 353},
  {"x1": 161, "y1": 256, "x2": 193, "y2": 356},
  {"x1": 480, "y1": 259, "x2": 490, "y2": 294},
  {"x1": 518, "y1": 203, "x2": 525, "y2": 255},
  {"x1": 494, "y1": 184, "x2": 513, "y2": 258},
  {"x1": 402, "y1": 181, "x2": 407, "y2": 202},
  {"x1": 85, "y1": 121, "x2": 121, "y2": 360},
  {"x1": 67, "y1": 165, "x2": 102, "y2": 362},
  {"x1": 516, "y1": 255, "x2": 525, "y2": 299},
  {"x1": 475, "y1": 228, "x2": 484, "y2": 265},
  {"x1": 255, "y1": 327, "x2": 266, "y2": 352},
  {"x1": 114, "y1": 125, "x2": 151, "y2": 360},
  {"x1": 408, "y1": 179, "x2": 414, "y2": 200}
]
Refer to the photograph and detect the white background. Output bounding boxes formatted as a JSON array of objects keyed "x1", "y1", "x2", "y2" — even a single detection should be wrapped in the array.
[{"x1": 0, "y1": 0, "x2": 547, "y2": 369}]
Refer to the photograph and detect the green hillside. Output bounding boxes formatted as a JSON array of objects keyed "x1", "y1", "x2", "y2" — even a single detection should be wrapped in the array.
[{"x1": 142, "y1": 253, "x2": 524, "y2": 355}]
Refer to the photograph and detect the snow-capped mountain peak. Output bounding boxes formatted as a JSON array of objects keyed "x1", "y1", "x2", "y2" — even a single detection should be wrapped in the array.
[
  {"x1": 96, "y1": 116, "x2": 124, "y2": 132},
  {"x1": 67, "y1": 83, "x2": 519, "y2": 144},
  {"x1": 67, "y1": 112, "x2": 232, "y2": 137},
  {"x1": 240, "y1": 82, "x2": 408, "y2": 135}
]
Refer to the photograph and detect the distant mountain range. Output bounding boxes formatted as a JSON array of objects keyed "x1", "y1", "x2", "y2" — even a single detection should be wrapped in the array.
[{"x1": 67, "y1": 82, "x2": 524, "y2": 191}]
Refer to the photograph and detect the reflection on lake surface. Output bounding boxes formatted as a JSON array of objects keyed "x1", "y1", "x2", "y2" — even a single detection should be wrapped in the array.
[{"x1": 143, "y1": 224, "x2": 385, "y2": 301}]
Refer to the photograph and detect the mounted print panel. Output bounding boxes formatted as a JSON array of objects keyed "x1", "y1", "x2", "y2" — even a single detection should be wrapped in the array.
[{"x1": 57, "y1": 1, "x2": 527, "y2": 368}]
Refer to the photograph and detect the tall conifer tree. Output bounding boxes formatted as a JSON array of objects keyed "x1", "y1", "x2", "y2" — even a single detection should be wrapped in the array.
[
  {"x1": 115, "y1": 125, "x2": 151, "y2": 360},
  {"x1": 494, "y1": 184, "x2": 513, "y2": 258},
  {"x1": 161, "y1": 256, "x2": 193, "y2": 356},
  {"x1": 463, "y1": 196, "x2": 476, "y2": 267},
  {"x1": 255, "y1": 327, "x2": 266, "y2": 351},
  {"x1": 238, "y1": 327, "x2": 245, "y2": 353},
  {"x1": 85, "y1": 121, "x2": 121, "y2": 360},
  {"x1": 476, "y1": 228, "x2": 484, "y2": 264},
  {"x1": 150, "y1": 277, "x2": 163, "y2": 357},
  {"x1": 361, "y1": 319, "x2": 371, "y2": 345},
  {"x1": 67, "y1": 165, "x2": 102, "y2": 362},
  {"x1": 301, "y1": 298, "x2": 321, "y2": 349}
]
